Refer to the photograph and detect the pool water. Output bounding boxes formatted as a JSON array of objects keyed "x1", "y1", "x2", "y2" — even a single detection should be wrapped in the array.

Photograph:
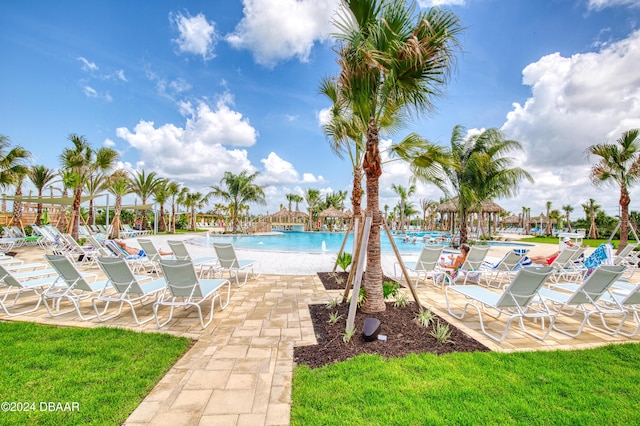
[{"x1": 190, "y1": 231, "x2": 534, "y2": 255}]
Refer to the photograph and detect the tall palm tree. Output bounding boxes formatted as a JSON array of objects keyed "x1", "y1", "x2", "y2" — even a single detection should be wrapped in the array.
[
  {"x1": 153, "y1": 179, "x2": 170, "y2": 232},
  {"x1": 582, "y1": 198, "x2": 600, "y2": 239},
  {"x1": 331, "y1": 0, "x2": 462, "y2": 313},
  {"x1": 27, "y1": 164, "x2": 57, "y2": 226},
  {"x1": 130, "y1": 170, "x2": 163, "y2": 230},
  {"x1": 106, "y1": 170, "x2": 132, "y2": 239},
  {"x1": 545, "y1": 201, "x2": 552, "y2": 236},
  {"x1": 587, "y1": 128, "x2": 640, "y2": 251},
  {"x1": 303, "y1": 188, "x2": 321, "y2": 231},
  {"x1": 84, "y1": 172, "x2": 109, "y2": 226},
  {"x1": 207, "y1": 171, "x2": 266, "y2": 233},
  {"x1": 429, "y1": 126, "x2": 532, "y2": 245},
  {"x1": 166, "y1": 181, "x2": 182, "y2": 233},
  {"x1": 319, "y1": 78, "x2": 366, "y2": 219},
  {"x1": 562, "y1": 204, "x2": 574, "y2": 232},
  {"x1": 10, "y1": 171, "x2": 28, "y2": 232},
  {"x1": 391, "y1": 183, "x2": 416, "y2": 234},
  {"x1": 0, "y1": 136, "x2": 31, "y2": 230},
  {"x1": 59, "y1": 134, "x2": 118, "y2": 239},
  {"x1": 285, "y1": 193, "x2": 296, "y2": 212},
  {"x1": 291, "y1": 194, "x2": 303, "y2": 212},
  {"x1": 183, "y1": 191, "x2": 205, "y2": 231}
]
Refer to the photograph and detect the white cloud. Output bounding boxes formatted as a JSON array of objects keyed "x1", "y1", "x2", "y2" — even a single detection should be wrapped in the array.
[
  {"x1": 83, "y1": 85, "x2": 97, "y2": 97},
  {"x1": 259, "y1": 152, "x2": 299, "y2": 184},
  {"x1": 171, "y1": 11, "x2": 218, "y2": 60},
  {"x1": 103, "y1": 138, "x2": 116, "y2": 148},
  {"x1": 77, "y1": 56, "x2": 98, "y2": 72},
  {"x1": 418, "y1": 0, "x2": 466, "y2": 7},
  {"x1": 116, "y1": 99, "x2": 257, "y2": 189},
  {"x1": 115, "y1": 69, "x2": 127, "y2": 82},
  {"x1": 498, "y1": 30, "x2": 640, "y2": 216},
  {"x1": 317, "y1": 107, "x2": 331, "y2": 126},
  {"x1": 225, "y1": 0, "x2": 339, "y2": 67},
  {"x1": 587, "y1": 0, "x2": 640, "y2": 11}
]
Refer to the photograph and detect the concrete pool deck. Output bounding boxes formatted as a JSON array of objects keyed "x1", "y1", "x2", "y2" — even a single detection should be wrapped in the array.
[{"x1": 3, "y1": 233, "x2": 630, "y2": 426}]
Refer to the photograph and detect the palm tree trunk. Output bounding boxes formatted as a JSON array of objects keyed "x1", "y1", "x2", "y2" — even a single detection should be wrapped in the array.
[
  {"x1": 459, "y1": 208, "x2": 468, "y2": 245},
  {"x1": 619, "y1": 187, "x2": 631, "y2": 252},
  {"x1": 159, "y1": 205, "x2": 167, "y2": 232},
  {"x1": 69, "y1": 188, "x2": 82, "y2": 240},
  {"x1": 352, "y1": 166, "x2": 363, "y2": 219},
  {"x1": 110, "y1": 198, "x2": 122, "y2": 239},
  {"x1": 361, "y1": 120, "x2": 385, "y2": 313}
]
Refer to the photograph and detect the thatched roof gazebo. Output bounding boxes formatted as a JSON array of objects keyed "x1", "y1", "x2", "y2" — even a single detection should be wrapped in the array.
[{"x1": 436, "y1": 197, "x2": 506, "y2": 236}]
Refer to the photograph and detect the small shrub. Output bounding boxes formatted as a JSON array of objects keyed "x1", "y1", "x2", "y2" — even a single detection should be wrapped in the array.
[
  {"x1": 336, "y1": 252, "x2": 353, "y2": 272},
  {"x1": 431, "y1": 320, "x2": 454, "y2": 344},
  {"x1": 415, "y1": 307, "x2": 434, "y2": 328},
  {"x1": 343, "y1": 325, "x2": 356, "y2": 343},
  {"x1": 393, "y1": 292, "x2": 410, "y2": 308},
  {"x1": 328, "y1": 311, "x2": 342, "y2": 325},
  {"x1": 325, "y1": 297, "x2": 340, "y2": 309},
  {"x1": 383, "y1": 280, "x2": 400, "y2": 299}
]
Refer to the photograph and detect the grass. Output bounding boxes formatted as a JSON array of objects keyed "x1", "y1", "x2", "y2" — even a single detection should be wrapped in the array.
[
  {"x1": 519, "y1": 236, "x2": 622, "y2": 248},
  {"x1": 0, "y1": 322, "x2": 191, "y2": 425},
  {"x1": 291, "y1": 343, "x2": 640, "y2": 425}
]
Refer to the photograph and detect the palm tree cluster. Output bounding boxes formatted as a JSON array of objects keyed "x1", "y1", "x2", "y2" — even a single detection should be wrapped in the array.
[{"x1": 0, "y1": 133, "x2": 267, "y2": 239}]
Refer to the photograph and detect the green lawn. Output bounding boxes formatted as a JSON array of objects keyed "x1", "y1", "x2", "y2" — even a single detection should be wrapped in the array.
[
  {"x1": 0, "y1": 322, "x2": 191, "y2": 425},
  {"x1": 519, "y1": 236, "x2": 621, "y2": 248},
  {"x1": 292, "y1": 343, "x2": 640, "y2": 425}
]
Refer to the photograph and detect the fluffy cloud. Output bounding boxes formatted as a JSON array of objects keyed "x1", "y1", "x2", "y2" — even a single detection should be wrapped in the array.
[
  {"x1": 417, "y1": 0, "x2": 466, "y2": 7},
  {"x1": 587, "y1": 0, "x2": 640, "y2": 11},
  {"x1": 77, "y1": 57, "x2": 98, "y2": 72},
  {"x1": 115, "y1": 99, "x2": 257, "y2": 188},
  {"x1": 499, "y1": 30, "x2": 640, "y2": 215},
  {"x1": 225, "y1": 0, "x2": 339, "y2": 67},
  {"x1": 171, "y1": 12, "x2": 218, "y2": 60}
]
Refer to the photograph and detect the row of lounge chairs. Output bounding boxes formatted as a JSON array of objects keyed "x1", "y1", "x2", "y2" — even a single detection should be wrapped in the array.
[
  {"x1": 0, "y1": 240, "x2": 261, "y2": 329},
  {"x1": 394, "y1": 243, "x2": 640, "y2": 342}
]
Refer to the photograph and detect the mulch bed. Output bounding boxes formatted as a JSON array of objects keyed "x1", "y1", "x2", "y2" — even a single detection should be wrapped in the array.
[{"x1": 293, "y1": 272, "x2": 490, "y2": 369}]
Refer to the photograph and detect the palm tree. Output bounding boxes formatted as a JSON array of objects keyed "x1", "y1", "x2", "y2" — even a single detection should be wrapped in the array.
[
  {"x1": 291, "y1": 194, "x2": 303, "y2": 212},
  {"x1": 545, "y1": 201, "x2": 552, "y2": 236},
  {"x1": 59, "y1": 134, "x2": 118, "y2": 239},
  {"x1": 166, "y1": 181, "x2": 182, "y2": 233},
  {"x1": 286, "y1": 193, "x2": 296, "y2": 212},
  {"x1": 10, "y1": 171, "x2": 28, "y2": 232},
  {"x1": 391, "y1": 183, "x2": 416, "y2": 234},
  {"x1": 429, "y1": 126, "x2": 532, "y2": 245},
  {"x1": 207, "y1": 171, "x2": 266, "y2": 233},
  {"x1": 27, "y1": 164, "x2": 57, "y2": 226},
  {"x1": 153, "y1": 179, "x2": 170, "y2": 232},
  {"x1": 331, "y1": 0, "x2": 462, "y2": 313},
  {"x1": 587, "y1": 128, "x2": 640, "y2": 251},
  {"x1": 130, "y1": 170, "x2": 163, "y2": 230},
  {"x1": 303, "y1": 188, "x2": 321, "y2": 231},
  {"x1": 106, "y1": 170, "x2": 132, "y2": 239},
  {"x1": 562, "y1": 204, "x2": 574, "y2": 232},
  {"x1": 582, "y1": 198, "x2": 600, "y2": 239},
  {"x1": 319, "y1": 78, "x2": 366, "y2": 219},
  {"x1": 0, "y1": 136, "x2": 31, "y2": 230},
  {"x1": 183, "y1": 191, "x2": 205, "y2": 231},
  {"x1": 84, "y1": 172, "x2": 109, "y2": 227}
]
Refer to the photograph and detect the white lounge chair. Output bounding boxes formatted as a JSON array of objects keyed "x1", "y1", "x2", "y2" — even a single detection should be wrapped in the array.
[
  {"x1": 0, "y1": 263, "x2": 58, "y2": 316},
  {"x1": 138, "y1": 239, "x2": 173, "y2": 276},
  {"x1": 393, "y1": 246, "x2": 443, "y2": 288},
  {"x1": 167, "y1": 240, "x2": 218, "y2": 278},
  {"x1": 94, "y1": 257, "x2": 167, "y2": 324},
  {"x1": 539, "y1": 265, "x2": 628, "y2": 337},
  {"x1": 445, "y1": 266, "x2": 555, "y2": 342},
  {"x1": 482, "y1": 250, "x2": 527, "y2": 288},
  {"x1": 155, "y1": 259, "x2": 230, "y2": 328},
  {"x1": 213, "y1": 243, "x2": 260, "y2": 287},
  {"x1": 41, "y1": 254, "x2": 111, "y2": 320},
  {"x1": 597, "y1": 281, "x2": 640, "y2": 337}
]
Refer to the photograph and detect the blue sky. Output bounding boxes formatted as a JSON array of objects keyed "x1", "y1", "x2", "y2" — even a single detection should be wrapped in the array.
[{"x1": 1, "y1": 0, "x2": 640, "y2": 220}]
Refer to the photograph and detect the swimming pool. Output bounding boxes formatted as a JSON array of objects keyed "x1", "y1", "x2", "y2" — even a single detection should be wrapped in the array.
[{"x1": 189, "y1": 231, "x2": 534, "y2": 254}]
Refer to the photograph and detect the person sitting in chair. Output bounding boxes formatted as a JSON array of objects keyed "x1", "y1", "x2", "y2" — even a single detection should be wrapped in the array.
[
  {"x1": 114, "y1": 240, "x2": 171, "y2": 257},
  {"x1": 530, "y1": 237, "x2": 577, "y2": 265}
]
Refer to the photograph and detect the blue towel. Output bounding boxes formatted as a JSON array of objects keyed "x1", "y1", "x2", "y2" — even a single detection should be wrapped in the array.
[{"x1": 583, "y1": 244, "x2": 612, "y2": 269}]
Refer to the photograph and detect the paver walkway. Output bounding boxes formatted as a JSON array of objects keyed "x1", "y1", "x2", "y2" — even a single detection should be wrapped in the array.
[{"x1": 4, "y1": 243, "x2": 640, "y2": 425}]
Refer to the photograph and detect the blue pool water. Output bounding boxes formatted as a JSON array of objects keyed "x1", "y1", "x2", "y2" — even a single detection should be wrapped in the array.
[{"x1": 189, "y1": 231, "x2": 534, "y2": 254}]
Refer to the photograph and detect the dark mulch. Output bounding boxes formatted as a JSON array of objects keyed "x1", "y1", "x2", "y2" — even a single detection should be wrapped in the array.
[
  {"x1": 294, "y1": 272, "x2": 490, "y2": 369},
  {"x1": 317, "y1": 271, "x2": 398, "y2": 290}
]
